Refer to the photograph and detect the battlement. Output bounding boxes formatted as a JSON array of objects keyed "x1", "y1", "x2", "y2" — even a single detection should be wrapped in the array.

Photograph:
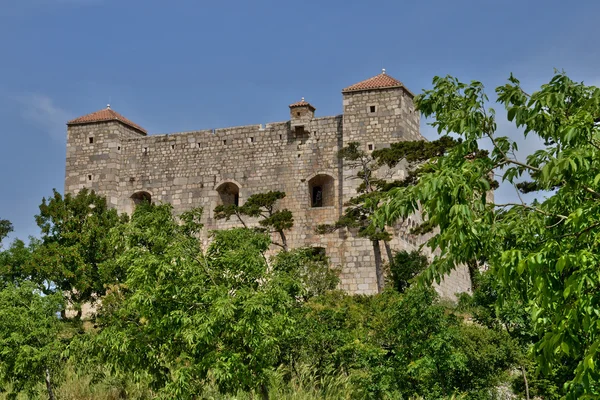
[{"x1": 63, "y1": 71, "x2": 470, "y2": 299}]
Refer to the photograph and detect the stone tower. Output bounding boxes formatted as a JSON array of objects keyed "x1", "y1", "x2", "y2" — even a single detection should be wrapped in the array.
[
  {"x1": 65, "y1": 105, "x2": 147, "y2": 208},
  {"x1": 63, "y1": 71, "x2": 472, "y2": 299}
]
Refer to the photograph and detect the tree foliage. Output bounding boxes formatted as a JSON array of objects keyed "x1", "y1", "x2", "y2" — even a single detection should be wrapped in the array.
[
  {"x1": 377, "y1": 72, "x2": 600, "y2": 397},
  {"x1": 77, "y1": 203, "x2": 332, "y2": 399},
  {"x1": 214, "y1": 190, "x2": 293, "y2": 251},
  {"x1": 0, "y1": 281, "x2": 64, "y2": 399},
  {"x1": 32, "y1": 189, "x2": 127, "y2": 314},
  {"x1": 0, "y1": 219, "x2": 12, "y2": 248},
  {"x1": 388, "y1": 250, "x2": 429, "y2": 293}
]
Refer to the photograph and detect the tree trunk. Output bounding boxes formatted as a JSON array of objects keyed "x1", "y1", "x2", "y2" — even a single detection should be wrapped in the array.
[
  {"x1": 384, "y1": 241, "x2": 394, "y2": 270},
  {"x1": 260, "y1": 382, "x2": 269, "y2": 400},
  {"x1": 279, "y1": 230, "x2": 288, "y2": 252},
  {"x1": 45, "y1": 368, "x2": 55, "y2": 400},
  {"x1": 522, "y1": 365, "x2": 530, "y2": 400},
  {"x1": 372, "y1": 240, "x2": 384, "y2": 293}
]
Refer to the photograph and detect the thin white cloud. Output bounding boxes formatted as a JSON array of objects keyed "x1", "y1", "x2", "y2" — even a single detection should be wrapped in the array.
[{"x1": 17, "y1": 94, "x2": 72, "y2": 143}]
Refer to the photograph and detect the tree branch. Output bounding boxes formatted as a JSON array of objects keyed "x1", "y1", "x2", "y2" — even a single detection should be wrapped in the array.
[{"x1": 493, "y1": 203, "x2": 567, "y2": 220}]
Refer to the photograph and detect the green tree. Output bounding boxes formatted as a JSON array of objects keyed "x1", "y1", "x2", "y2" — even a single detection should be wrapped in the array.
[
  {"x1": 377, "y1": 72, "x2": 600, "y2": 397},
  {"x1": 388, "y1": 250, "x2": 429, "y2": 293},
  {"x1": 0, "y1": 281, "x2": 64, "y2": 400},
  {"x1": 33, "y1": 189, "x2": 126, "y2": 318},
  {"x1": 0, "y1": 219, "x2": 12, "y2": 248},
  {"x1": 214, "y1": 190, "x2": 294, "y2": 251},
  {"x1": 0, "y1": 239, "x2": 38, "y2": 288},
  {"x1": 79, "y1": 203, "x2": 318, "y2": 399}
]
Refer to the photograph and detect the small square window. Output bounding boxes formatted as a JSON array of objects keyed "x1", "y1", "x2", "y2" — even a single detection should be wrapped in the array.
[
  {"x1": 249, "y1": 137, "x2": 254, "y2": 143},
  {"x1": 117, "y1": 146, "x2": 121, "y2": 151},
  {"x1": 223, "y1": 140, "x2": 227, "y2": 145},
  {"x1": 368, "y1": 143, "x2": 374, "y2": 151},
  {"x1": 369, "y1": 106, "x2": 376, "y2": 113},
  {"x1": 143, "y1": 147, "x2": 148, "y2": 154},
  {"x1": 296, "y1": 112, "x2": 301, "y2": 117},
  {"x1": 89, "y1": 137, "x2": 94, "y2": 144}
]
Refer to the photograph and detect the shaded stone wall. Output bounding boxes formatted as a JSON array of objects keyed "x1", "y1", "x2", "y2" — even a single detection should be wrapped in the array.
[{"x1": 64, "y1": 86, "x2": 472, "y2": 299}]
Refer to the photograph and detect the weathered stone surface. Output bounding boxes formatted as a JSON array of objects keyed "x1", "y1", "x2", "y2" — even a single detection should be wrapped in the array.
[{"x1": 64, "y1": 77, "x2": 471, "y2": 299}]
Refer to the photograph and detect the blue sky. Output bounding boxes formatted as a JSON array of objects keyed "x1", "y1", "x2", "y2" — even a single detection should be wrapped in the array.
[{"x1": 1, "y1": 0, "x2": 599, "y2": 242}]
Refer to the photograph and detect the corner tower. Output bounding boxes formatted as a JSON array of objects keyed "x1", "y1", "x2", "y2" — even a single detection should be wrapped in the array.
[
  {"x1": 65, "y1": 105, "x2": 146, "y2": 206},
  {"x1": 340, "y1": 69, "x2": 423, "y2": 207},
  {"x1": 342, "y1": 69, "x2": 420, "y2": 147}
]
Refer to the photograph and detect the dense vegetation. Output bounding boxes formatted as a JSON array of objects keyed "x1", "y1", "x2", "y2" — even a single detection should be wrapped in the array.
[{"x1": 1, "y1": 72, "x2": 599, "y2": 399}]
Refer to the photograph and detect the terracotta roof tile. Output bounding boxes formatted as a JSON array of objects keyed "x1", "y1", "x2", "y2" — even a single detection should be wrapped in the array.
[
  {"x1": 289, "y1": 98, "x2": 316, "y2": 111},
  {"x1": 67, "y1": 106, "x2": 147, "y2": 134},
  {"x1": 343, "y1": 70, "x2": 413, "y2": 95}
]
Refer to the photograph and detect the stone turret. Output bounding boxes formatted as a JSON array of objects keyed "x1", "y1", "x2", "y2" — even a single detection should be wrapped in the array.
[{"x1": 289, "y1": 98, "x2": 315, "y2": 131}]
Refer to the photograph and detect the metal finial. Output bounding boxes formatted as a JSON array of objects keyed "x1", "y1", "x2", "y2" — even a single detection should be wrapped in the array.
[
  {"x1": 301, "y1": 97, "x2": 305, "y2": 101},
  {"x1": 382, "y1": 68, "x2": 386, "y2": 74},
  {"x1": 107, "y1": 103, "x2": 111, "y2": 109}
]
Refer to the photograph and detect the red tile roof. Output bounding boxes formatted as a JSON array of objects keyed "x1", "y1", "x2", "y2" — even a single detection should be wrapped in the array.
[
  {"x1": 343, "y1": 70, "x2": 413, "y2": 95},
  {"x1": 289, "y1": 97, "x2": 316, "y2": 111},
  {"x1": 67, "y1": 106, "x2": 147, "y2": 134}
]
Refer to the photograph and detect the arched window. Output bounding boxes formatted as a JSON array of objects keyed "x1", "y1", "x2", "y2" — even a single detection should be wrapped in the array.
[
  {"x1": 308, "y1": 174, "x2": 334, "y2": 207},
  {"x1": 216, "y1": 182, "x2": 240, "y2": 206},
  {"x1": 131, "y1": 191, "x2": 152, "y2": 207}
]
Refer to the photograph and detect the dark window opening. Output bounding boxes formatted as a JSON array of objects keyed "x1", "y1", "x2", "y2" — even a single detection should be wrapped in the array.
[
  {"x1": 370, "y1": 105, "x2": 376, "y2": 113},
  {"x1": 197, "y1": 143, "x2": 201, "y2": 148},
  {"x1": 308, "y1": 174, "x2": 335, "y2": 208},
  {"x1": 216, "y1": 182, "x2": 240, "y2": 207},
  {"x1": 368, "y1": 143, "x2": 374, "y2": 151},
  {"x1": 223, "y1": 140, "x2": 227, "y2": 145},
  {"x1": 172, "y1": 144, "x2": 176, "y2": 150},
  {"x1": 296, "y1": 112, "x2": 301, "y2": 117},
  {"x1": 279, "y1": 134, "x2": 282, "y2": 140},
  {"x1": 249, "y1": 137, "x2": 254, "y2": 143},
  {"x1": 117, "y1": 146, "x2": 121, "y2": 151},
  {"x1": 310, "y1": 247, "x2": 327, "y2": 259},
  {"x1": 143, "y1": 147, "x2": 148, "y2": 154},
  {"x1": 131, "y1": 191, "x2": 152, "y2": 208},
  {"x1": 88, "y1": 175, "x2": 92, "y2": 181},
  {"x1": 89, "y1": 137, "x2": 94, "y2": 144},
  {"x1": 312, "y1": 186, "x2": 323, "y2": 207}
]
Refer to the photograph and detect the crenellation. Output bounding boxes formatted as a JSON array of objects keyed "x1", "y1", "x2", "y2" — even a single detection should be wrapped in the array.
[{"x1": 64, "y1": 71, "x2": 472, "y2": 299}]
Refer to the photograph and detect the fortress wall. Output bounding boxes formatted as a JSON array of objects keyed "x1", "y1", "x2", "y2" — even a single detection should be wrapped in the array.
[
  {"x1": 115, "y1": 116, "x2": 344, "y2": 253},
  {"x1": 64, "y1": 81, "x2": 473, "y2": 299}
]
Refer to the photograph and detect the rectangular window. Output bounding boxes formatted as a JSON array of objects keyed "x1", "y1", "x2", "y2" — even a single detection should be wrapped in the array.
[
  {"x1": 369, "y1": 105, "x2": 376, "y2": 113},
  {"x1": 223, "y1": 140, "x2": 227, "y2": 145},
  {"x1": 89, "y1": 137, "x2": 94, "y2": 144},
  {"x1": 249, "y1": 137, "x2": 254, "y2": 143},
  {"x1": 368, "y1": 143, "x2": 374, "y2": 151}
]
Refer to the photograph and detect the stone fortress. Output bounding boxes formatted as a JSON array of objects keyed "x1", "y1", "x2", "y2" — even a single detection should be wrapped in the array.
[{"x1": 64, "y1": 70, "x2": 471, "y2": 298}]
